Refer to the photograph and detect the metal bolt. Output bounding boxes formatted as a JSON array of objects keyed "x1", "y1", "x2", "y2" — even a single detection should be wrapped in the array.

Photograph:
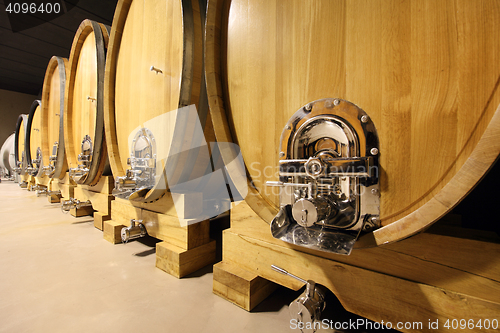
[
  {"x1": 361, "y1": 115, "x2": 369, "y2": 123},
  {"x1": 285, "y1": 124, "x2": 291, "y2": 130},
  {"x1": 333, "y1": 99, "x2": 340, "y2": 106},
  {"x1": 370, "y1": 148, "x2": 379, "y2": 156},
  {"x1": 279, "y1": 152, "x2": 285, "y2": 158},
  {"x1": 371, "y1": 188, "x2": 379, "y2": 195},
  {"x1": 304, "y1": 103, "x2": 312, "y2": 112}
]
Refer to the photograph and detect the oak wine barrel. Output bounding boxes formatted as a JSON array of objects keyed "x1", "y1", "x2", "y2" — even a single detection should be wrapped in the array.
[
  {"x1": 104, "y1": 0, "x2": 221, "y2": 210},
  {"x1": 25, "y1": 100, "x2": 44, "y2": 178},
  {"x1": 14, "y1": 114, "x2": 28, "y2": 176},
  {"x1": 41, "y1": 56, "x2": 69, "y2": 180},
  {"x1": 205, "y1": 0, "x2": 500, "y2": 249},
  {"x1": 64, "y1": 19, "x2": 111, "y2": 186}
]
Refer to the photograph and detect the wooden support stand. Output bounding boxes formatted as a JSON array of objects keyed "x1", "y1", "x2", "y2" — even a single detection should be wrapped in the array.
[
  {"x1": 48, "y1": 173, "x2": 75, "y2": 203},
  {"x1": 35, "y1": 175, "x2": 50, "y2": 187},
  {"x1": 26, "y1": 175, "x2": 36, "y2": 190},
  {"x1": 214, "y1": 201, "x2": 500, "y2": 332},
  {"x1": 103, "y1": 197, "x2": 216, "y2": 278},
  {"x1": 71, "y1": 176, "x2": 114, "y2": 229},
  {"x1": 213, "y1": 261, "x2": 278, "y2": 311}
]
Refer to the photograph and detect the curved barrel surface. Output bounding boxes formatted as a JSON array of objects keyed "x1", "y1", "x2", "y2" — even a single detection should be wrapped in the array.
[
  {"x1": 205, "y1": 0, "x2": 500, "y2": 246},
  {"x1": 64, "y1": 19, "x2": 111, "y2": 185},
  {"x1": 105, "y1": 0, "x2": 213, "y2": 203},
  {"x1": 26, "y1": 100, "x2": 44, "y2": 177},
  {"x1": 41, "y1": 56, "x2": 69, "y2": 180}
]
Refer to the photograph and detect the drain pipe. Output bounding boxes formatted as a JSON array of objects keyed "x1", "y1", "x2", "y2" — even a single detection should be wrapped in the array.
[
  {"x1": 272, "y1": 265, "x2": 326, "y2": 333},
  {"x1": 36, "y1": 189, "x2": 61, "y2": 197},
  {"x1": 121, "y1": 219, "x2": 147, "y2": 243},
  {"x1": 61, "y1": 198, "x2": 92, "y2": 213}
]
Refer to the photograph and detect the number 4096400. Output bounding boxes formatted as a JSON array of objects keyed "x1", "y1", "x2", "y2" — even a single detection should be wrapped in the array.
[{"x1": 5, "y1": 2, "x2": 61, "y2": 14}]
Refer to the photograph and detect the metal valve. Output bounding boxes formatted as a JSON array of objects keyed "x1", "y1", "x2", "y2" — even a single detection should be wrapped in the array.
[
  {"x1": 36, "y1": 188, "x2": 47, "y2": 196},
  {"x1": 30, "y1": 184, "x2": 44, "y2": 192},
  {"x1": 268, "y1": 99, "x2": 381, "y2": 255},
  {"x1": 121, "y1": 219, "x2": 147, "y2": 243},
  {"x1": 272, "y1": 265, "x2": 326, "y2": 333},
  {"x1": 43, "y1": 142, "x2": 59, "y2": 177},
  {"x1": 61, "y1": 198, "x2": 92, "y2": 213},
  {"x1": 112, "y1": 128, "x2": 156, "y2": 200},
  {"x1": 69, "y1": 135, "x2": 92, "y2": 183}
]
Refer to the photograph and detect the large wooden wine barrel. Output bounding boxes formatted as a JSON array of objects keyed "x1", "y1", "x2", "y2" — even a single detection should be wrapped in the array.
[
  {"x1": 0, "y1": 133, "x2": 16, "y2": 177},
  {"x1": 205, "y1": 0, "x2": 500, "y2": 247},
  {"x1": 41, "y1": 56, "x2": 69, "y2": 180},
  {"x1": 64, "y1": 19, "x2": 111, "y2": 186},
  {"x1": 14, "y1": 114, "x2": 28, "y2": 175},
  {"x1": 104, "y1": 0, "x2": 214, "y2": 205},
  {"x1": 25, "y1": 100, "x2": 44, "y2": 178}
]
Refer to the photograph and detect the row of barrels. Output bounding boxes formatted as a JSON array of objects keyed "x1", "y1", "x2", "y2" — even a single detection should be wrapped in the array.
[
  {"x1": 12, "y1": 20, "x2": 110, "y2": 187},
  {"x1": 5, "y1": 0, "x2": 500, "y2": 249}
]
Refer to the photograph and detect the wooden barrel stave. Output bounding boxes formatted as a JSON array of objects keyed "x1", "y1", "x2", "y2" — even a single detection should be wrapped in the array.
[
  {"x1": 25, "y1": 100, "x2": 44, "y2": 178},
  {"x1": 105, "y1": 0, "x2": 212, "y2": 205},
  {"x1": 64, "y1": 19, "x2": 111, "y2": 186},
  {"x1": 205, "y1": 0, "x2": 500, "y2": 247},
  {"x1": 41, "y1": 56, "x2": 69, "y2": 180}
]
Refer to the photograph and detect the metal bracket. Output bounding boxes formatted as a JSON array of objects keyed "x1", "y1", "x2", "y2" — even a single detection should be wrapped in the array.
[
  {"x1": 113, "y1": 128, "x2": 157, "y2": 199},
  {"x1": 268, "y1": 99, "x2": 380, "y2": 255}
]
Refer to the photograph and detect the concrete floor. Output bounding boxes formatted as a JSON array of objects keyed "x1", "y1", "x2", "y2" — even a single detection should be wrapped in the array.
[{"x1": 0, "y1": 180, "x2": 383, "y2": 333}]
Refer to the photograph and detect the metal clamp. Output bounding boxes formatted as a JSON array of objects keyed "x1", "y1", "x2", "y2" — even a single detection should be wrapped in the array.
[
  {"x1": 272, "y1": 265, "x2": 326, "y2": 333},
  {"x1": 121, "y1": 219, "x2": 147, "y2": 243},
  {"x1": 268, "y1": 99, "x2": 380, "y2": 255}
]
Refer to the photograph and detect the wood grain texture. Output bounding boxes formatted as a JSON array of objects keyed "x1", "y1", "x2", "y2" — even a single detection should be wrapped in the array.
[
  {"x1": 155, "y1": 240, "x2": 216, "y2": 278},
  {"x1": 28, "y1": 104, "x2": 42, "y2": 169},
  {"x1": 41, "y1": 56, "x2": 69, "y2": 180},
  {"x1": 206, "y1": 0, "x2": 500, "y2": 244},
  {"x1": 213, "y1": 261, "x2": 279, "y2": 311},
  {"x1": 73, "y1": 185, "x2": 112, "y2": 215},
  {"x1": 220, "y1": 201, "x2": 500, "y2": 330},
  {"x1": 104, "y1": 0, "x2": 207, "y2": 204},
  {"x1": 64, "y1": 19, "x2": 110, "y2": 186}
]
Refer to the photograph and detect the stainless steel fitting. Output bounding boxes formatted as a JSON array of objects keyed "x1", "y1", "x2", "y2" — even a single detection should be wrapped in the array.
[
  {"x1": 121, "y1": 219, "x2": 147, "y2": 243},
  {"x1": 272, "y1": 265, "x2": 326, "y2": 333},
  {"x1": 61, "y1": 198, "x2": 92, "y2": 213}
]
